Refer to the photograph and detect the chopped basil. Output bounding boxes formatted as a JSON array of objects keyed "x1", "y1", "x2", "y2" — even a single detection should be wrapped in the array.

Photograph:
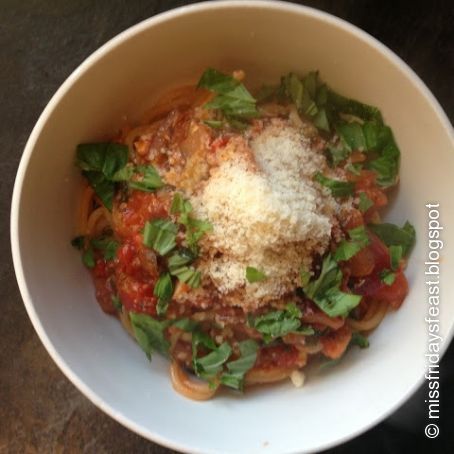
[
  {"x1": 170, "y1": 192, "x2": 192, "y2": 215},
  {"x1": 333, "y1": 241, "x2": 362, "y2": 262},
  {"x1": 82, "y1": 246, "x2": 95, "y2": 268},
  {"x1": 154, "y1": 273, "x2": 173, "y2": 316},
  {"x1": 314, "y1": 172, "x2": 355, "y2": 197},
  {"x1": 198, "y1": 68, "x2": 258, "y2": 124},
  {"x1": 111, "y1": 295, "x2": 122, "y2": 310},
  {"x1": 172, "y1": 318, "x2": 199, "y2": 332},
  {"x1": 336, "y1": 122, "x2": 366, "y2": 152},
  {"x1": 367, "y1": 140, "x2": 400, "y2": 187},
  {"x1": 334, "y1": 225, "x2": 370, "y2": 262},
  {"x1": 168, "y1": 248, "x2": 196, "y2": 270},
  {"x1": 326, "y1": 89, "x2": 383, "y2": 124},
  {"x1": 303, "y1": 254, "x2": 362, "y2": 317},
  {"x1": 345, "y1": 162, "x2": 362, "y2": 176},
  {"x1": 245, "y1": 266, "x2": 267, "y2": 283},
  {"x1": 76, "y1": 143, "x2": 129, "y2": 210},
  {"x1": 326, "y1": 143, "x2": 349, "y2": 167},
  {"x1": 171, "y1": 192, "x2": 212, "y2": 252},
  {"x1": 249, "y1": 303, "x2": 313, "y2": 343},
  {"x1": 76, "y1": 143, "x2": 128, "y2": 177},
  {"x1": 300, "y1": 268, "x2": 311, "y2": 287},
  {"x1": 192, "y1": 331, "x2": 232, "y2": 380},
  {"x1": 128, "y1": 165, "x2": 164, "y2": 192},
  {"x1": 167, "y1": 249, "x2": 201, "y2": 288},
  {"x1": 82, "y1": 171, "x2": 115, "y2": 210},
  {"x1": 220, "y1": 340, "x2": 258, "y2": 390},
  {"x1": 71, "y1": 236, "x2": 85, "y2": 250},
  {"x1": 349, "y1": 332, "x2": 370, "y2": 349},
  {"x1": 358, "y1": 192, "x2": 373, "y2": 213},
  {"x1": 348, "y1": 225, "x2": 370, "y2": 246},
  {"x1": 91, "y1": 237, "x2": 119, "y2": 261},
  {"x1": 203, "y1": 119, "x2": 224, "y2": 129},
  {"x1": 129, "y1": 313, "x2": 170, "y2": 360},
  {"x1": 380, "y1": 269, "x2": 396, "y2": 286},
  {"x1": 171, "y1": 266, "x2": 201, "y2": 288},
  {"x1": 368, "y1": 221, "x2": 415, "y2": 256},
  {"x1": 389, "y1": 245, "x2": 403, "y2": 270},
  {"x1": 143, "y1": 219, "x2": 178, "y2": 256}
]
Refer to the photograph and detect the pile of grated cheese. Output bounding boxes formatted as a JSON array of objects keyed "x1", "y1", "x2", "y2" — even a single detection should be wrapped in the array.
[{"x1": 191, "y1": 122, "x2": 342, "y2": 310}]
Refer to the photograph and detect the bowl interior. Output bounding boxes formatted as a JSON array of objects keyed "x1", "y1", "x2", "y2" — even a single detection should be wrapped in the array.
[{"x1": 12, "y1": 2, "x2": 454, "y2": 453}]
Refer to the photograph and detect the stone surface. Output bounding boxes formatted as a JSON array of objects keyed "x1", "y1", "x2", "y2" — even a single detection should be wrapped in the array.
[{"x1": 1, "y1": 0, "x2": 452, "y2": 453}]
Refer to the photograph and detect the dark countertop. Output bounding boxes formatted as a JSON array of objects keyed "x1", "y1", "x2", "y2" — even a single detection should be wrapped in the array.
[{"x1": 1, "y1": 1, "x2": 453, "y2": 453}]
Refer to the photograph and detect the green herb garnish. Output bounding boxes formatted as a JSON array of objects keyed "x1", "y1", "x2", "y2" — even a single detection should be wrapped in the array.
[
  {"x1": 129, "y1": 313, "x2": 170, "y2": 360},
  {"x1": 303, "y1": 254, "x2": 362, "y2": 318},
  {"x1": 358, "y1": 192, "x2": 373, "y2": 213},
  {"x1": 314, "y1": 172, "x2": 355, "y2": 197},
  {"x1": 220, "y1": 340, "x2": 258, "y2": 390},
  {"x1": 198, "y1": 68, "x2": 258, "y2": 126},
  {"x1": 154, "y1": 273, "x2": 173, "y2": 316},
  {"x1": 380, "y1": 269, "x2": 396, "y2": 286},
  {"x1": 368, "y1": 221, "x2": 416, "y2": 257},
  {"x1": 143, "y1": 219, "x2": 178, "y2": 256},
  {"x1": 246, "y1": 266, "x2": 267, "y2": 283},
  {"x1": 349, "y1": 332, "x2": 370, "y2": 349}
]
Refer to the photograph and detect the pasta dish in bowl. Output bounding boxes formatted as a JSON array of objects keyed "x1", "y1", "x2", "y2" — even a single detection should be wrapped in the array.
[{"x1": 72, "y1": 68, "x2": 415, "y2": 400}]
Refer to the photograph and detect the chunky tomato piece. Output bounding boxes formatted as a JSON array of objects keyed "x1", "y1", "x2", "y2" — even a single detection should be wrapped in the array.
[
  {"x1": 112, "y1": 191, "x2": 169, "y2": 239},
  {"x1": 255, "y1": 345, "x2": 301, "y2": 370},
  {"x1": 321, "y1": 325, "x2": 352, "y2": 359},
  {"x1": 91, "y1": 259, "x2": 116, "y2": 314},
  {"x1": 115, "y1": 240, "x2": 158, "y2": 315}
]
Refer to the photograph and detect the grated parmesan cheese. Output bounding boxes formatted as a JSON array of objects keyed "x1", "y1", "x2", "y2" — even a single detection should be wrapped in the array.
[{"x1": 191, "y1": 122, "x2": 342, "y2": 310}]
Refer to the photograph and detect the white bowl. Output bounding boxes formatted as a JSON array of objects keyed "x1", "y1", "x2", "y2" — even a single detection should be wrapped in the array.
[{"x1": 11, "y1": 1, "x2": 454, "y2": 453}]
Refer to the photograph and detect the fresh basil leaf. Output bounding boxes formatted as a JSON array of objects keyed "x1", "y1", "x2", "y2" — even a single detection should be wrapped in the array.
[
  {"x1": 313, "y1": 107, "x2": 330, "y2": 131},
  {"x1": 82, "y1": 171, "x2": 115, "y2": 210},
  {"x1": 82, "y1": 246, "x2": 95, "y2": 268},
  {"x1": 154, "y1": 273, "x2": 173, "y2": 316},
  {"x1": 314, "y1": 172, "x2": 355, "y2": 197},
  {"x1": 129, "y1": 165, "x2": 164, "y2": 192},
  {"x1": 303, "y1": 254, "x2": 361, "y2": 317},
  {"x1": 198, "y1": 68, "x2": 258, "y2": 120},
  {"x1": 129, "y1": 313, "x2": 170, "y2": 360},
  {"x1": 348, "y1": 225, "x2": 370, "y2": 246},
  {"x1": 76, "y1": 143, "x2": 128, "y2": 178},
  {"x1": 249, "y1": 303, "x2": 307, "y2": 343},
  {"x1": 168, "y1": 248, "x2": 196, "y2": 271},
  {"x1": 368, "y1": 221, "x2": 416, "y2": 256},
  {"x1": 143, "y1": 219, "x2": 178, "y2": 256},
  {"x1": 91, "y1": 237, "x2": 119, "y2": 260},
  {"x1": 170, "y1": 192, "x2": 192, "y2": 215},
  {"x1": 326, "y1": 143, "x2": 349, "y2": 167},
  {"x1": 112, "y1": 295, "x2": 122, "y2": 310},
  {"x1": 326, "y1": 90, "x2": 383, "y2": 124},
  {"x1": 349, "y1": 332, "x2": 370, "y2": 349},
  {"x1": 203, "y1": 119, "x2": 224, "y2": 129},
  {"x1": 71, "y1": 236, "x2": 85, "y2": 250},
  {"x1": 380, "y1": 269, "x2": 396, "y2": 286},
  {"x1": 389, "y1": 245, "x2": 403, "y2": 271},
  {"x1": 315, "y1": 287, "x2": 362, "y2": 318},
  {"x1": 333, "y1": 240, "x2": 362, "y2": 262},
  {"x1": 220, "y1": 340, "x2": 258, "y2": 390},
  {"x1": 192, "y1": 330, "x2": 231, "y2": 379},
  {"x1": 358, "y1": 192, "x2": 373, "y2": 213},
  {"x1": 345, "y1": 163, "x2": 362, "y2": 176},
  {"x1": 300, "y1": 269, "x2": 311, "y2": 287},
  {"x1": 336, "y1": 122, "x2": 366, "y2": 152},
  {"x1": 170, "y1": 266, "x2": 201, "y2": 288},
  {"x1": 172, "y1": 318, "x2": 199, "y2": 332},
  {"x1": 246, "y1": 266, "x2": 267, "y2": 283},
  {"x1": 367, "y1": 139, "x2": 400, "y2": 188}
]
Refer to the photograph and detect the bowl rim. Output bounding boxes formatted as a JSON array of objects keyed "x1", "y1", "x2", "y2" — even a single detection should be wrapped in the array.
[{"x1": 10, "y1": 1, "x2": 454, "y2": 453}]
